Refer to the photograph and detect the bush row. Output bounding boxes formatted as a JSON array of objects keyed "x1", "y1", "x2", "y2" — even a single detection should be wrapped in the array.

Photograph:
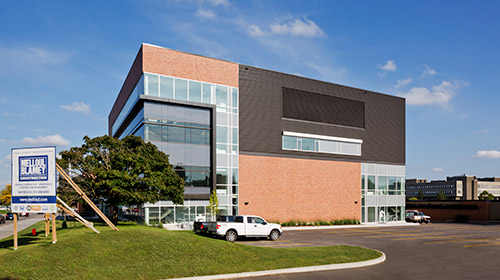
[{"x1": 278, "y1": 218, "x2": 360, "y2": 227}]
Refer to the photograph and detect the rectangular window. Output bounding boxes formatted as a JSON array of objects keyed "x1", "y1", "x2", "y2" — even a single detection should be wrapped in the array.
[
  {"x1": 168, "y1": 126, "x2": 186, "y2": 143},
  {"x1": 368, "y1": 175, "x2": 375, "y2": 195},
  {"x1": 232, "y1": 88, "x2": 238, "y2": 108},
  {"x1": 378, "y1": 176, "x2": 388, "y2": 195},
  {"x1": 145, "y1": 124, "x2": 161, "y2": 141},
  {"x1": 282, "y1": 132, "x2": 361, "y2": 156},
  {"x1": 217, "y1": 168, "x2": 228, "y2": 184},
  {"x1": 160, "y1": 76, "x2": 173, "y2": 99},
  {"x1": 301, "y1": 138, "x2": 315, "y2": 151},
  {"x1": 189, "y1": 128, "x2": 209, "y2": 145},
  {"x1": 232, "y1": 127, "x2": 238, "y2": 144},
  {"x1": 216, "y1": 85, "x2": 228, "y2": 107},
  {"x1": 216, "y1": 126, "x2": 228, "y2": 143},
  {"x1": 282, "y1": 136, "x2": 297, "y2": 150},
  {"x1": 202, "y1": 83, "x2": 213, "y2": 104},
  {"x1": 175, "y1": 78, "x2": 188, "y2": 101},
  {"x1": 146, "y1": 74, "x2": 159, "y2": 96},
  {"x1": 189, "y1": 81, "x2": 202, "y2": 103}
]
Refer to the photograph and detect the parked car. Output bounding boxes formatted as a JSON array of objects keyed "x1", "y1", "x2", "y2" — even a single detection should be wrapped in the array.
[
  {"x1": 204, "y1": 215, "x2": 282, "y2": 242},
  {"x1": 419, "y1": 212, "x2": 431, "y2": 223},
  {"x1": 0, "y1": 214, "x2": 5, "y2": 224},
  {"x1": 405, "y1": 210, "x2": 422, "y2": 223},
  {"x1": 19, "y1": 212, "x2": 29, "y2": 217},
  {"x1": 6, "y1": 212, "x2": 14, "y2": 220}
]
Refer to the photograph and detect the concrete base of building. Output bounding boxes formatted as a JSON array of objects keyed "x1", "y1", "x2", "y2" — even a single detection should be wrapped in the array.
[
  {"x1": 166, "y1": 250, "x2": 386, "y2": 280},
  {"x1": 283, "y1": 221, "x2": 419, "y2": 231}
]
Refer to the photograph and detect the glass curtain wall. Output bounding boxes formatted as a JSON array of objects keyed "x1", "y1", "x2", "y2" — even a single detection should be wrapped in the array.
[
  {"x1": 118, "y1": 73, "x2": 239, "y2": 225},
  {"x1": 361, "y1": 163, "x2": 405, "y2": 223}
]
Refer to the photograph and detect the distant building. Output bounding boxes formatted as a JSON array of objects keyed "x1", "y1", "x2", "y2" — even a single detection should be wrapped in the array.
[{"x1": 406, "y1": 175, "x2": 500, "y2": 200}]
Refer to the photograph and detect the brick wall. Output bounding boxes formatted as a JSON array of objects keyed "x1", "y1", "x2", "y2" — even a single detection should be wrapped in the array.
[{"x1": 239, "y1": 154, "x2": 361, "y2": 222}]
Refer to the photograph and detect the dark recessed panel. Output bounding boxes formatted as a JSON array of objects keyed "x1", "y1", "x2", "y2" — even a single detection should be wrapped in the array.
[{"x1": 283, "y1": 87, "x2": 365, "y2": 128}]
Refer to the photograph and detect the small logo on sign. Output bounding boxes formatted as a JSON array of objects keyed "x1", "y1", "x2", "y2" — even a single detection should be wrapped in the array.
[
  {"x1": 26, "y1": 205, "x2": 31, "y2": 211},
  {"x1": 19, "y1": 155, "x2": 49, "y2": 181}
]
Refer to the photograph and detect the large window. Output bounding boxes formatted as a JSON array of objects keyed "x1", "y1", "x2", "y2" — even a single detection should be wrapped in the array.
[{"x1": 282, "y1": 132, "x2": 362, "y2": 156}]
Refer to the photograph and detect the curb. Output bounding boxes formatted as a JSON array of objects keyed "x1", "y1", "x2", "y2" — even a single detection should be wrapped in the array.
[
  {"x1": 283, "y1": 222, "x2": 420, "y2": 231},
  {"x1": 167, "y1": 250, "x2": 386, "y2": 280}
]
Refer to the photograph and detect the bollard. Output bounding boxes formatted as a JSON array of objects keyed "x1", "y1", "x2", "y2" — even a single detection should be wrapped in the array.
[{"x1": 32, "y1": 228, "x2": 36, "y2": 236}]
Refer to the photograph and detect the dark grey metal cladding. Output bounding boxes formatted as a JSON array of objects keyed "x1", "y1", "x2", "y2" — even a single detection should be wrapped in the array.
[
  {"x1": 238, "y1": 65, "x2": 405, "y2": 165},
  {"x1": 283, "y1": 87, "x2": 365, "y2": 128}
]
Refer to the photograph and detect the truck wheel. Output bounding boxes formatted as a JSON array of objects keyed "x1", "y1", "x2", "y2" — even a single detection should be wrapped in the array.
[
  {"x1": 226, "y1": 230, "x2": 237, "y2": 242},
  {"x1": 270, "y1": 230, "x2": 280, "y2": 241}
]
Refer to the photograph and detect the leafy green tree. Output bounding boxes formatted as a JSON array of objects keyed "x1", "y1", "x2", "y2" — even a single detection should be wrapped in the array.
[
  {"x1": 0, "y1": 185, "x2": 11, "y2": 206},
  {"x1": 417, "y1": 189, "x2": 424, "y2": 200},
  {"x1": 479, "y1": 190, "x2": 495, "y2": 200},
  {"x1": 58, "y1": 135, "x2": 184, "y2": 224},
  {"x1": 208, "y1": 189, "x2": 219, "y2": 221},
  {"x1": 436, "y1": 191, "x2": 447, "y2": 200}
]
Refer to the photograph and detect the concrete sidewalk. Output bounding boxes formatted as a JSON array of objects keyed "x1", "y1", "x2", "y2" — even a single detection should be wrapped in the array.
[
  {"x1": 283, "y1": 221, "x2": 420, "y2": 231},
  {"x1": 0, "y1": 216, "x2": 45, "y2": 240}
]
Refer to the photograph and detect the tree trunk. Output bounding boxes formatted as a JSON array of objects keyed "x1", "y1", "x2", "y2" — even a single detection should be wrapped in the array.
[{"x1": 112, "y1": 205, "x2": 119, "y2": 225}]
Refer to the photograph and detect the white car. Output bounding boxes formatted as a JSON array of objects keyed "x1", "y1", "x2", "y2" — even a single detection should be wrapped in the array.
[{"x1": 207, "y1": 215, "x2": 283, "y2": 242}]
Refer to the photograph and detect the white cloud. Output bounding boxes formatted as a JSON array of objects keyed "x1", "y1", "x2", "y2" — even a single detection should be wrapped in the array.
[
  {"x1": 0, "y1": 46, "x2": 70, "y2": 66},
  {"x1": 208, "y1": 0, "x2": 230, "y2": 7},
  {"x1": 269, "y1": 17, "x2": 326, "y2": 38},
  {"x1": 3, "y1": 112, "x2": 27, "y2": 118},
  {"x1": 196, "y1": 8, "x2": 216, "y2": 20},
  {"x1": 474, "y1": 129, "x2": 491, "y2": 135},
  {"x1": 22, "y1": 134, "x2": 70, "y2": 147},
  {"x1": 60, "y1": 101, "x2": 91, "y2": 114},
  {"x1": 248, "y1": 24, "x2": 265, "y2": 37},
  {"x1": 400, "y1": 81, "x2": 460, "y2": 106},
  {"x1": 473, "y1": 150, "x2": 500, "y2": 159},
  {"x1": 378, "y1": 60, "x2": 397, "y2": 72},
  {"x1": 395, "y1": 78, "x2": 412, "y2": 88},
  {"x1": 422, "y1": 65, "x2": 437, "y2": 76},
  {"x1": 432, "y1": 167, "x2": 445, "y2": 172}
]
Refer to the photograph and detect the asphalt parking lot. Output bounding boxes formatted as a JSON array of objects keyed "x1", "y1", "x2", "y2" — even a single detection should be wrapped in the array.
[{"x1": 236, "y1": 223, "x2": 500, "y2": 280}]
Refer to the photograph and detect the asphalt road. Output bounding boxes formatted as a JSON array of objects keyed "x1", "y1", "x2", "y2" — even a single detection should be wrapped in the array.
[
  {"x1": 236, "y1": 223, "x2": 500, "y2": 280},
  {"x1": 0, "y1": 215, "x2": 45, "y2": 240}
]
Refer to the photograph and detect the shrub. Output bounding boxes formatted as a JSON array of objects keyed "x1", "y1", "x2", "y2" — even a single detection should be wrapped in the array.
[{"x1": 455, "y1": 215, "x2": 470, "y2": 223}]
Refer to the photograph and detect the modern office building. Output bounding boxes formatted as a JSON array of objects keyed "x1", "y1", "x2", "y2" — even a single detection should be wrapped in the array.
[
  {"x1": 108, "y1": 43, "x2": 406, "y2": 225},
  {"x1": 406, "y1": 176, "x2": 500, "y2": 200}
]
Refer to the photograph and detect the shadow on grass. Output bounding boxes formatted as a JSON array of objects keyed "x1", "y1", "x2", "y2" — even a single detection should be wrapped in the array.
[
  {"x1": 0, "y1": 236, "x2": 43, "y2": 250},
  {"x1": 1, "y1": 276, "x2": 21, "y2": 280}
]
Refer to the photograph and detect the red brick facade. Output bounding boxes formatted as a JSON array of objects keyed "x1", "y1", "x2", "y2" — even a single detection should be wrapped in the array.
[
  {"x1": 142, "y1": 44, "x2": 238, "y2": 88},
  {"x1": 239, "y1": 154, "x2": 361, "y2": 222}
]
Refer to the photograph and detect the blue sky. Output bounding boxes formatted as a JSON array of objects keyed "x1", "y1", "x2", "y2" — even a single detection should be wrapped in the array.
[{"x1": 1, "y1": 0, "x2": 499, "y2": 188}]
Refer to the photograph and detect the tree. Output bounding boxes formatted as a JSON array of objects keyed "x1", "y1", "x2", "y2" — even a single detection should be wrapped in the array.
[
  {"x1": 58, "y1": 135, "x2": 184, "y2": 224},
  {"x1": 436, "y1": 191, "x2": 447, "y2": 200},
  {"x1": 0, "y1": 185, "x2": 11, "y2": 206},
  {"x1": 417, "y1": 189, "x2": 424, "y2": 200},
  {"x1": 479, "y1": 190, "x2": 495, "y2": 200},
  {"x1": 208, "y1": 189, "x2": 219, "y2": 221}
]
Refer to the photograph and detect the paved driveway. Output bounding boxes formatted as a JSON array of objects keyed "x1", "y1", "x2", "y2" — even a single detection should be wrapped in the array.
[
  {"x1": 236, "y1": 223, "x2": 500, "y2": 280},
  {"x1": 0, "y1": 215, "x2": 45, "y2": 240}
]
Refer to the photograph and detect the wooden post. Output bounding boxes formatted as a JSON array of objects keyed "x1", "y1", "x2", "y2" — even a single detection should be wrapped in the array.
[
  {"x1": 13, "y1": 213, "x2": 18, "y2": 250},
  {"x1": 56, "y1": 164, "x2": 119, "y2": 231},
  {"x1": 45, "y1": 213, "x2": 49, "y2": 237},
  {"x1": 51, "y1": 213, "x2": 57, "y2": 244}
]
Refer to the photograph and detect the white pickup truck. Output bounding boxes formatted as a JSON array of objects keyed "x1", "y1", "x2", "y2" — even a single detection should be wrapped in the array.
[{"x1": 205, "y1": 215, "x2": 283, "y2": 242}]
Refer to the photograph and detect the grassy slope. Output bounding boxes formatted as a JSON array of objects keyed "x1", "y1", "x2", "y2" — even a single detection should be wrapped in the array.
[{"x1": 0, "y1": 222, "x2": 381, "y2": 280}]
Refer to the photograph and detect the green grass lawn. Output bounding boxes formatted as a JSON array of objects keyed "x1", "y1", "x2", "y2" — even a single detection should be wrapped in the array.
[{"x1": 0, "y1": 221, "x2": 381, "y2": 280}]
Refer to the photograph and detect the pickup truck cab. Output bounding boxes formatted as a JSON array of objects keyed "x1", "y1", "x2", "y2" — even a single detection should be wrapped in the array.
[{"x1": 206, "y1": 215, "x2": 282, "y2": 242}]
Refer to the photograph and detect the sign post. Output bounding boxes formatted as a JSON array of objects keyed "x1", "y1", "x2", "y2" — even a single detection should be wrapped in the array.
[{"x1": 11, "y1": 146, "x2": 57, "y2": 249}]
